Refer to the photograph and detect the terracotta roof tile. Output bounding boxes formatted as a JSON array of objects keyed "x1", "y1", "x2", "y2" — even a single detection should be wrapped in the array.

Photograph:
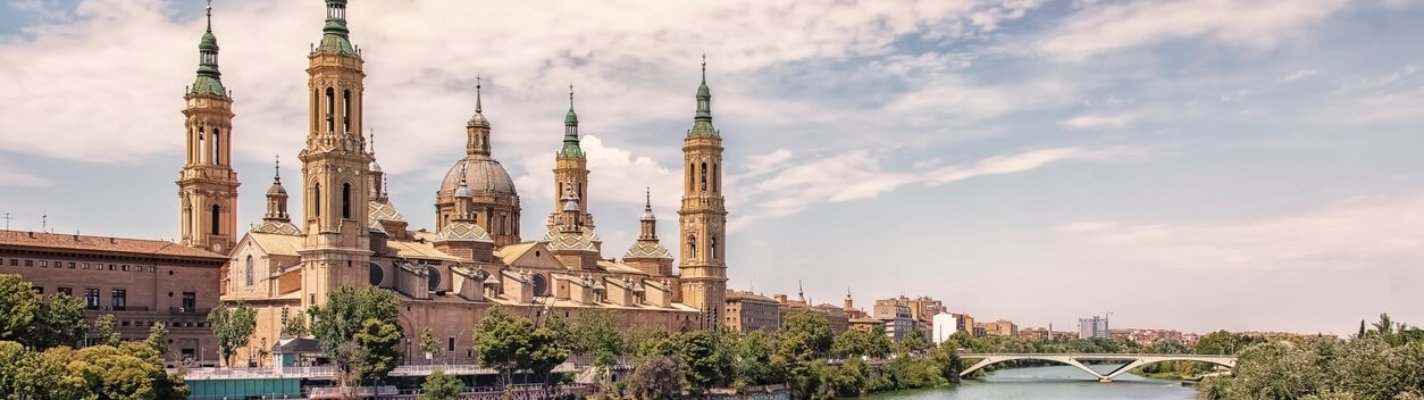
[{"x1": 0, "y1": 230, "x2": 226, "y2": 260}]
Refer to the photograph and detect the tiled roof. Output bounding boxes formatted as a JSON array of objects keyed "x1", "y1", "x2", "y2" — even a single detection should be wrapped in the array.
[
  {"x1": 0, "y1": 230, "x2": 225, "y2": 260},
  {"x1": 386, "y1": 240, "x2": 463, "y2": 262},
  {"x1": 494, "y1": 242, "x2": 538, "y2": 265},
  {"x1": 726, "y1": 290, "x2": 778, "y2": 303},
  {"x1": 596, "y1": 259, "x2": 648, "y2": 275},
  {"x1": 249, "y1": 233, "x2": 305, "y2": 257}
]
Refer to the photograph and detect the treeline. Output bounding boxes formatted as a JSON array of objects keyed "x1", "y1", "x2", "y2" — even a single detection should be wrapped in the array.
[
  {"x1": 0, "y1": 274, "x2": 188, "y2": 399},
  {"x1": 1197, "y1": 314, "x2": 1424, "y2": 400},
  {"x1": 458, "y1": 307, "x2": 960, "y2": 400}
]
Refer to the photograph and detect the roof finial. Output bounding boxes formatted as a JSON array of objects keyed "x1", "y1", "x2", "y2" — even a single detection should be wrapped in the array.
[
  {"x1": 205, "y1": 0, "x2": 214, "y2": 32},
  {"x1": 368, "y1": 128, "x2": 375, "y2": 154},
  {"x1": 475, "y1": 74, "x2": 483, "y2": 113},
  {"x1": 645, "y1": 187, "x2": 652, "y2": 211},
  {"x1": 568, "y1": 84, "x2": 575, "y2": 108},
  {"x1": 273, "y1": 154, "x2": 281, "y2": 183},
  {"x1": 701, "y1": 53, "x2": 707, "y2": 83}
]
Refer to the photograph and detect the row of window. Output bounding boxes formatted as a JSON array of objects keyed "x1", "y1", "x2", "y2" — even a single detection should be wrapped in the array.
[
  {"x1": 30, "y1": 286, "x2": 197, "y2": 311},
  {"x1": 2, "y1": 258, "x2": 157, "y2": 273}
]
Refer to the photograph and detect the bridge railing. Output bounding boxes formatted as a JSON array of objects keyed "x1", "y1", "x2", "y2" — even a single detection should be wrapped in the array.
[{"x1": 958, "y1": 352, "x2": 1234, "y2": 358}]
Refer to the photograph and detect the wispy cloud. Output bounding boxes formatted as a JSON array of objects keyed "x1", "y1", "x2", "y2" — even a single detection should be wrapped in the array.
[
  {"x1": 1055, "y1": 192, "x2": 1424, "y2": 270},
  {"x1": 1061, "y1": 113, "x2": 1133, "y2": 128},
  {"x1": 0, "y1": 159, "x2": 50, "y2": 187}
]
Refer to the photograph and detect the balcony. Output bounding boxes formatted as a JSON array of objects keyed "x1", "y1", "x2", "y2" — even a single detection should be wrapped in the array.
[{"x1": 170, "y1": 307, "x2": 211, "y2": 315}]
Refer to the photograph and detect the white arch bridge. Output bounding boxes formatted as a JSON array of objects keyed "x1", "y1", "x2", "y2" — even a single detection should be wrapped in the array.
[{"x1": 958, "y1": 353, "x2": 1236, "y2": 383}]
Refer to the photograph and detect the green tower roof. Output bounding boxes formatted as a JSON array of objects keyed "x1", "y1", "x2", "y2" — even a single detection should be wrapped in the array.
[
  {"x1": 558, "y1": 85, "x2": 585, "y2": 159},
  {"x1": 315, "y1": 0, "x2": 356, "y2": 55},
  {"x1": 190, "y1": 1, "x2": 225, "y2": 97},
  {"x1": 689, "y1": 56, "x2": 717, "y2": 137}
]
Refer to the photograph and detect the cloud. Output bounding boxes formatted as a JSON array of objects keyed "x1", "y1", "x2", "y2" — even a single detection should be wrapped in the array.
[
  {"x1": 512, "y1": 134, "x2": 680, "y2": 219},
  {"x1": 1056, "y1": 192, "x2": 1424, "y2": 270},
  {"x1": 0, "y1": 159, "x2": 50, "y2": 187},
  {"x1": 745, "y1": 149, "x2": 793, "y2": 175},
  {"x1": 732, "y1": 146, "x2": 1141, "y2": 229},
  {"x1": 1280, "y1": 69, "x2": 1318, "y2": 82},
  {"x1": 1036, "y1": 0, "x2": 1362, "y2": 61},
  {"x1": 1061, "y1": 113, "x2": 1133, "y2": 128}
]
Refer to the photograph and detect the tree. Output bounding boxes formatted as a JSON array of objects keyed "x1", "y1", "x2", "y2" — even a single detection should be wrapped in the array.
[
  {"x1": 629, "y1": 354, "x2": 683, "y2": 400},
  {"x1": 572, "y1": 309, "x2": 624, "y2": 375},
  {"x1": 734, "y1": 329, "x2": 779, "y2": 386},
  {"x1": 282, "y1": 313, "x2": 310, "y2": 337},
  {"x1": 95, "y1": 314, "x2": 123, "y2": 346},
  {"x1": 308, "y1": 287, "x2": 403, "y2": 391},
  {"x1": 207, "y1": 301, "x2": 256, "y2": 367},
  {"x1": 774, "y1": 310, "x2": 834, "y2": 400},
  {"x1": 0, "y1": 274, "x2": 39, "y2": 342},
  {"x1": 420, "y1": 369, "x2": 464, "y2": 400},
  {"x1": 677, "y1": 330, "x2": 733, "y2": 395},
  {"x1": 420, "y1": 328, "x2": 441, "y2": 360},
  {"x1": 146, "y1": 322, "x2": 170, "y2": 359},
  {"x1": 30, "y1": 293, "x2": 87, "y2": 349},
  {"x1": 474, "y1": 306, "x2": 533, "y2": 388},
  {"x1": 893, "y1": 329, "x2": 930, "y2": 356},
  {"x1": 529, "y1": 316, "x2": 572, "y2": 396}
]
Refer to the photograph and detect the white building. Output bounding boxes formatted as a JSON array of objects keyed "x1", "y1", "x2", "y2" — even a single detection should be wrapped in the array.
[
  {"x1": 1078, "y1": 315, "x2": 1110, "y2": 339},
  {"x1": 932, "y1": 313, "x2": 958, "y2": 345}
]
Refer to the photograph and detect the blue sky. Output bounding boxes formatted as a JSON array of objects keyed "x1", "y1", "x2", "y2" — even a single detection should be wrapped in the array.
[{"x1": 2, "y1": 0, "x2": 1422, "y2": 334}]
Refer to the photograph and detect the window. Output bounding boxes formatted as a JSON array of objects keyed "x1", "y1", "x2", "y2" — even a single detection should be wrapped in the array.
[
  {"x1": 57, "y1": 287, "x2": 72, "y2": 296},
  {"x1": 325, "y1": 87, "x2": 335, "y2": 132},
  {"x1": 213, "y1": 129, "x2": 221, "y2": 164},
  {"x1": 700, "y1": 162, "x2": 708, "y2": 191},
  {"x1": 182, "y1": 292, "x2": 196, "y2": 310},
  {"x1": 108, "y1": 264, "x2": 114, "y2": 271},
  {"x1": 210, "y1": 205, "x2": 220, "y2": 235},
  {"x1": 447, "y1": 337, "x2": 455, "y2": 352},
  {"x1": 81, "y1": 262, "x2": 88, "y2": 269},
  {"x1": 122, "y1": 264, "x2": 129, "y2": 272},
  {"x1": 341, "y1": 183, "x2": 351, "y2": 219},
  {"x1": 24, "y1": 259, "x2": 31, "y2": 267},
  {"x1": 711, "y1": 237, "x2": 719, "y2": 260},
  {"x1": 245, "y1": 255, "x2": 254, "y2": 287},
  {"x1": 313, "y1": 183, "x2": 321, "y2": 217},
  {"x1": 84, "y1": 288, "x2": 100, "y2": 310},
  {"x1": 7, "y1": 259, "x2": 14, "y2": 266},
  {"x1": 687, "y1": 235, "x2": 697, "y2": 259},
  {"x1": 67, "y1": 262, "x2": 75, "y2": 269},
  {"x1": 39, "y1": 260, "x2": 47, "y2": 267},
  {"x1": 111, "y1": 289, "x2": 127, "y2": 310},
  {"x1": 32, "y1": 286, "x2": 42, "y2": 294},
  {"x1": 342, "y1": 90, "x2": 351, "y2": 133},
  {"x1": 281, "y1": 307, "x2": 290, "y2": 325}
]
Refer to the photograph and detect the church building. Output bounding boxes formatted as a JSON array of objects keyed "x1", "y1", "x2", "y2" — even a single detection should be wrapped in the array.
[{"x1": 214, "y1": 0, "x2": 732, "y2": 366}]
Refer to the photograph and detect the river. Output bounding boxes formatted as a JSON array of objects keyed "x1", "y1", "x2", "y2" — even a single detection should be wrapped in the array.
[{"x1": 872, "y1": 365, "x2": 1197, "y2": 400}]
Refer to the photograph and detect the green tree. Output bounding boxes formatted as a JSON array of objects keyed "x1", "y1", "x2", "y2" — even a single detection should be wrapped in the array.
[
  {"x1": 774, "y1": 310, "x2": 835, "y2": 400},
  {"x1": 677, "y1": 329, "x2": 734, "y2": 395},
  {"x1": 629, "y1": 354, "x2": 683, "y2": 400},
  {"x1": 420, "y1": 327, "x2": 441, "y2": 360},
  {"x1": 734, "y1": 329, "x2": 779, "y2": 386},
  {"x1": 420, "y1": 369, "x2": 464, "y2": 400},
  {"x1": 282, "y1": 313, "x2": 310, "y2": 337},
  {"x1": 30, "y1": 293, "x2": 87, "y2": 349},
  {"x1": 207, "y1": 301, "x2": 256, "y2": 367},
  {"x1": 308, "y1": 287, "x2": 403, "y2": 391},
  {"x1": 0, "y1": 275, "x2": 39, "y2": 342},
  {"x1": 529, "y1": 315, "x2": 572, "y2": 395},
  {"x1": 474, "y1": 306, "x2": 533, "y2": 388},
  {"x1": 572, "y1": 309, "x2": 624, "y2": 376},
  {"x1": 894, "y1": 329, "x2": 931, "y2": 356},
  {"x1": 95, "y1": 313, "x2": 123, "y2": 347},
  {"x1": 146, "y1": 322, "x2": 170, "y2": 359}
]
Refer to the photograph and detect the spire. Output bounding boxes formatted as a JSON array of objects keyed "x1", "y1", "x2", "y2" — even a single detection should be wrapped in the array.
[
  {"x1": 637, "y1": 187, "x2": 658, "y2": 240},
  {"x1": 273, "y1": 154, "x2": 281, "y2": 183},
  {"x1": 558, "y1": 84, "x2": 585, "y2": 159},
  {"x1": 690, "y1": 55, "x2": 716, "y2": 136},
  {"x1": 476, "y1": 75, "x2": 484, "y2": 114},
  {"x1": 316, "y1": 0, "x2": 356, "y2": 55},
  {"x1": 190, "y1": 0, "x2": 225, "y2": 96},
  {"x1": 265, "y1": 155, "x2": 290, "y2": 222},
  {"x1": 468, "y1": 75, "x2": 491, "y2": 129},
  {"x1": 641, "y1": 187, "x2": 654, "y2": 219}
]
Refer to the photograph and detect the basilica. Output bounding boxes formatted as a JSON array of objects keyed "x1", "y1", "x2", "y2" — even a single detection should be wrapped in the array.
[{"x1": 182, "y1": 0, "x2": 730, "y2": 366}]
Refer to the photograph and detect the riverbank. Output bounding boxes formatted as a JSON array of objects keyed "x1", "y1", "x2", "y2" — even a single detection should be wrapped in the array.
[{"x1": 872, "y1": 365, "x2": 1197, "y2": 400}]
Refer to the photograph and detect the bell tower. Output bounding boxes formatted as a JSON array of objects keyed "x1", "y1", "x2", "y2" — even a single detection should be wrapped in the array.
[
  {"x1": 678, "y1": 57, "x2": 728, "y2": 320},
  {"x1": 298, "y1": 0, "x2": 373, "y2": 307},
  {"x1": 178, "y1": 0, "x2": 239, "y2": 254},
  {"x1": 549, "y1": 86, "x2": 595, "y2": 229}
]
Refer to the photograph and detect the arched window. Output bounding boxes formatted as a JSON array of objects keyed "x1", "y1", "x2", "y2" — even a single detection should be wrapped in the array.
[
  {"x1": 325, "y1": 87, "x2": 335, "y2": 132},
  {"x1": 688, "y1": 163, "x2": 695, "y2": 191},
  {"x1": 244, "y1": 255, "x2": 254, "y2": 287},
  {"x1": 213, "y1": 129, "x2": 222, "y2": 165},
  {"x1": 342, "y1": 90, "x2": 351, "y2": 133},
  {"x1": 313, "y1": 183, "x2": 321, "y2": 217},
  {"x1": 341, "y1": 183, "x2": 352, "y2": 219},
  {"x1": 197, "y1": 127, "x2": 206, "y2": 163},
  {"x1": 700, "y1": 162, "x2": 708, "y2": 191},
  {"x1": 711, "y1": 236, "x2": 719, "y2": 260},
  {"x1": 687, "y1": 234, "x2": 697, "y2": 259},
  {"x1": 713, "y1": 162, "x2": 719, "y2": 193},
  {"x1": 210, "y1": 205, "x2": 221, "y2": 235}
]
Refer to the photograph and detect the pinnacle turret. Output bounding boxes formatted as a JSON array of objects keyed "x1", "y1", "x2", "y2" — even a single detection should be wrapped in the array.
[
  {"x1": 190, "y1": 0, "x2": 225, "y2": 96},
  {"x1": 558, "y1": 85, "x2": 585, "y2": 159}
]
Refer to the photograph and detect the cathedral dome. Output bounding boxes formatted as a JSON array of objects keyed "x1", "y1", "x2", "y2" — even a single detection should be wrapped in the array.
[{"x1": 441, "y1": 156, "x2": 517, "y2": 197}]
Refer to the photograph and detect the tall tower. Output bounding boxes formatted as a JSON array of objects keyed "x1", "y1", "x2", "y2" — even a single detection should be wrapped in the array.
[
  {"x1": 298, "y1": 0, "x2": 373, "y2": 307},
  {"x1": 549, "y1": 86, "x2": 595, "y2": 229},
  {"x1": 678, "y1": 58, "x2": 728, "y2": 319},
  {"x1": 178, "y1": 0, "x2": 240, "y2": 254}
]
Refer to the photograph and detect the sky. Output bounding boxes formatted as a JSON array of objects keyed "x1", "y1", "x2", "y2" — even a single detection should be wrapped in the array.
[{"x1": 1, "y1": 0, "x2": 1422, "y2": 335}]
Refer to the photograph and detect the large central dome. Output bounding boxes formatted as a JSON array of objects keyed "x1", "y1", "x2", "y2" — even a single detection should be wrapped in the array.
[{"x1": 440, "y1": 155, "x2": 517, "y2": 196}]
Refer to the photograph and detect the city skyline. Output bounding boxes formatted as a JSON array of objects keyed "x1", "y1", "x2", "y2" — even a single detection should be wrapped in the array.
[{"x1": 2, "y1": 0, "x2": 1422, "y2": 334}]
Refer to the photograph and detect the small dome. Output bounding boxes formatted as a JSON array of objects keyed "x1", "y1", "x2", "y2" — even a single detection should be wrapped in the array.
[
  {"x1": 467, "y1": 112, "x2": 490, "y2": 128},
  {"x1": 199, "y1": 31, "x2": 219, "y2": 51},
  {"x1": 455, "y1": 180, "x2": 473, "y2": 198},
  {"x1": 266, "y1": 181, "x2": 287, "y2": 196},
  {"x1": 440, "y1": 156, "x2": 517, "y2": 197}
]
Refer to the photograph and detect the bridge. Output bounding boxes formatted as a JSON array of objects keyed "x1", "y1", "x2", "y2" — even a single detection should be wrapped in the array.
[{"x1": 957, "y1": 353, "x2": 1236, "y2": 383}]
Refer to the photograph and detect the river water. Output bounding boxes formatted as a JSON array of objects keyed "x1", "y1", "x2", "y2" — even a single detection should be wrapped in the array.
[{"x1": 873, "y1": 365, "x2": 1197, "y2": 400}]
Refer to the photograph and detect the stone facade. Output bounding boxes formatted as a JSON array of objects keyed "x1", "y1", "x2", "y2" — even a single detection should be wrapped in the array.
[
  {"x1": 214, "y1": 1, "x2": 730, "y2": 367},
  {"x1": 724, "y1": 290, "x2": 781, "y2": 333}
]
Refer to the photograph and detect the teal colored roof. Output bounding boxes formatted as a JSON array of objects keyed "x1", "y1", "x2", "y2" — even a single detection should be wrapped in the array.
[
  {"x1": 190, "y1": 16, "x2": 224, "y2": 97},
  {"x1": 558, "y1": 142, "x2": 584, "y2": 159},
  {"x1": 191, "y1": 75, "x2": 226, "y2": 97},
  {"x1": 564, "y1": 107, "x2": 578, "y2": 126},
  {"x1": 689, "y1": 81, "x2": 717, "y2": 137},
  {"x1": 199, "y1": 31, "x2": 218, "y2": 51},
  {"x1": 315, "y1": 3, "x2": 355, "y2": 56}
]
